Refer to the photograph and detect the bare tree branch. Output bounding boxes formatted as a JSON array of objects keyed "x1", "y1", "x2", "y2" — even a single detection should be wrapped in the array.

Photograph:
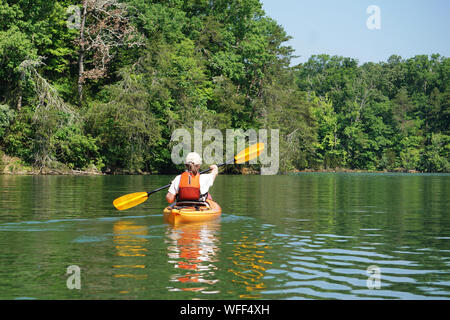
[{"x1": 76, "y1": 0, "x2": 145, "y2": 104}]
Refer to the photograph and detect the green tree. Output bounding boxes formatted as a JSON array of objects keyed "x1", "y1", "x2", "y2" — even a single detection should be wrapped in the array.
[
  {"x1": 312, "y1": 96, "x2": 347, "y2": 168},
  {"x1": 86, "y1": 69, "x2": 162, "y2": 173},
  {"x1": 421, "y1": 133, "x2": 450, "y2": 172},
  {"x1": 0, "y1": 26, "x2": 37, "y2": 107},
  {"x1": 0, "y1": 104, "x2": 14, "y2": 138}
]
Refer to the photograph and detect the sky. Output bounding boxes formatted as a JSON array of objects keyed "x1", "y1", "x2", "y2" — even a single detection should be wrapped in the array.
[{"x1": 260, "y1": 0, "x2": 450, "y2": 65}]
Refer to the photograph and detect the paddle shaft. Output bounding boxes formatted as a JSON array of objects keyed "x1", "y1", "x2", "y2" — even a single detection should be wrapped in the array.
[{"x1": 146, "y1": 159, "x2": 234, "y2": 197}]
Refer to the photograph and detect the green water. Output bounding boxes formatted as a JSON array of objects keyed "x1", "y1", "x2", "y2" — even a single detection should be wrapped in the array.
[{"x1": 0, "y1": 173, "x2": 449, "y2": 300}]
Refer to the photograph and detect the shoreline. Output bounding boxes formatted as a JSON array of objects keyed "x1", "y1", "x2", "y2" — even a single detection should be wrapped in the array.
[
  {"x1": 294, "y1": 168, "x2": 425, "y2": 174},
  {"x1": 1, "y1": 167, "x2": 438, "y2": 176},
  {"x1": 0, "y1": 170, "x2": 443, "y2": 176},
  {"x1": 1, "y1": 154, "x2": 103, "y2": 176},
  {"x1": 2, "y1": 152, "x2": 444, "y2": 176}
]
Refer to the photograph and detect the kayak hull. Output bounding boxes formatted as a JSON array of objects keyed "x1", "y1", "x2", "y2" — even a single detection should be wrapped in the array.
[{"x1": 163, "y1": 199, "x2": 222, "y2": 225}]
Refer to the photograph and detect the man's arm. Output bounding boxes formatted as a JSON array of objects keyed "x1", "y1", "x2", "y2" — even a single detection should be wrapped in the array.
[{"x1": 166, "y1": 175, "x2": 180, "y2": 203}]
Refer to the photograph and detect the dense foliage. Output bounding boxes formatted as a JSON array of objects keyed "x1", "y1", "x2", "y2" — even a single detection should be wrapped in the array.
[{"x1": 0, "y1": 0, "x2": 448, "y2": 173}]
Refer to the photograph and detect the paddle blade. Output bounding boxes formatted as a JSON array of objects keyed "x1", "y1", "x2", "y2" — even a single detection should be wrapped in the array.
[
  {"x1": 234, "y1": 143, "x2": 265, "y2": 164},
  {"x1": 113, "y1": 192, "x2": 149, "y2": 211}
]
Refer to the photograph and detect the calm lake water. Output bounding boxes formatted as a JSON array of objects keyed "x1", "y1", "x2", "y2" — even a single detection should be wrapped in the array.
[{"x1": 0, "y1": 173, "x2": 449, "y2": 300}]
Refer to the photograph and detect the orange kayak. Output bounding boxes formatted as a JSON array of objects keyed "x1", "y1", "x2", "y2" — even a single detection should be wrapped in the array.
[{"x1": 163, "y1": 199, "x2": 222, "y2": 225}]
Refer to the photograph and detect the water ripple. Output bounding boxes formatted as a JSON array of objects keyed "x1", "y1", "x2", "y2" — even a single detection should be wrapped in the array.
[{"x1": 263, "y1": 228, "x2": 450, "y2": 299}]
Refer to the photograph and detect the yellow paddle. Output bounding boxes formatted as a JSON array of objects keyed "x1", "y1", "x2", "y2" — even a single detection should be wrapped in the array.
[{"x1": 113, "y1": 142, "x2": 265, "y2": 211}]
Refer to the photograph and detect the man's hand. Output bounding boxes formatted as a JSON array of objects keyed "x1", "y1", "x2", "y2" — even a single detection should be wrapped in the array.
[
  {"x1": 166, "y1": 192, "x2": 176, "y2": 203},
  {"x1": 210, "y1": 165, "x2": 219, "y2": 178}
]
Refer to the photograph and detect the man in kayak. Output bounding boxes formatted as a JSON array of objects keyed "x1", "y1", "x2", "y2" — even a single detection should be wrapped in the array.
[{"x1": 166, "y1": 152, "x2": 218, "y2": 203}]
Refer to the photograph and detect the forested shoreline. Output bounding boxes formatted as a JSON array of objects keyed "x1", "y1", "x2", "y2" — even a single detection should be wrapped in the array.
[{"x1": 0, "y1": 0, "x2": 448, "y2": 175}]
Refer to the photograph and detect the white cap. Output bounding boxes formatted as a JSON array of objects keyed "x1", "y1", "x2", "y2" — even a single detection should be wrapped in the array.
[{"x1": 185, "y1": 152, "x2": 202, "y2": 165}]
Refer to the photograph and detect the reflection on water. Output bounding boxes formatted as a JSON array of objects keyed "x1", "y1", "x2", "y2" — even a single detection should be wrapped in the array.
[
  {"x1": 166, "y1": 222, "x2": 220, "y2": 294},
  {"x1": 0, "y1": 174, "x2": 449, "y2": 299},
  {"x1": 113, "y1": 221, "x2": 148, "y2": 294},
  {"x1": 228, "y1": 232, "x2": 273, "y2": 299}
]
